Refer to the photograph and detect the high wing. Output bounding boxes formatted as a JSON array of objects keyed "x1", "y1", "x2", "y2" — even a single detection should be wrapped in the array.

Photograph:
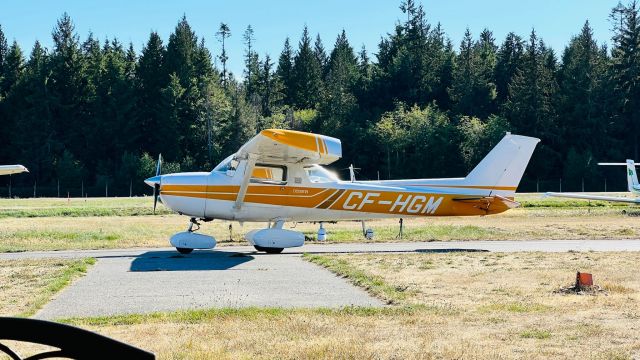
[
  {"x1": 0, "y1": 165, "x2": 28, "y2": 176},
  {"x1": 545, "y1": 192, "x2": 640, "y2": 204},
  {"x1": 232, "y1": 129, "x2": 342, "y2": 211},
  {"x1": 235, "y1": 129, "x2": 342, "y2": 165}
]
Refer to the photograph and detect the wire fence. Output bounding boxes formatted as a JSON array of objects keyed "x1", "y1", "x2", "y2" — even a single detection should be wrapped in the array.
[
  {"x1": 0, "y1": 180, "x2": 149, "y2": 198},
  {"x1": 0, "y1": 175, "x2": 629, "y2": 199}
]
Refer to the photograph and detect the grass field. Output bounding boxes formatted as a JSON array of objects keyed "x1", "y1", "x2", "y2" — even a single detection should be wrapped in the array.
[
  {"x1": 1, "y1": 194, "x2": 640, "y2": 252},
  {"x1": 13, "y1": 252, "x2": 627, "y2": 359},
  {"x1": 1, "y1": 196, "x2": 639, "y2": 358},
  {"x1": 0, "y1": 258, "x2": 94, "y2": 317}
]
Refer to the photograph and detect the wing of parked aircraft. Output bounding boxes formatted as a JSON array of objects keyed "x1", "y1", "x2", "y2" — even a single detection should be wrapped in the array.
[
  {"x1": 235, "y1": 129, "x2": 342, "y2": 165},
  {"x1": 545, "y1": 159, "x2": 640, "y2": 203},
  {"x1": 0, "y1": 165, "x2": 28, "y2": 176},
  {"x1": 545, "y1": 192, "x2": 640, "y2": 203}
]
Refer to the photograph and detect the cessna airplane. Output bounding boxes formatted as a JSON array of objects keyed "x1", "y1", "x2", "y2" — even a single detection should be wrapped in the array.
[
  {"x1": 546, "y1": 159, "x2": 640, "y2": 203},
  {"x1": 145, "y1": 129, "x2": 540, "y2": 254},
  {"x1": 0, "y1": 165, "x2": 28, "y2": 176}
]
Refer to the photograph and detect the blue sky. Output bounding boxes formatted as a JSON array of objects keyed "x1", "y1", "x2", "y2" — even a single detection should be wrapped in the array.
[{"x1": 0, "y1": 1, "x2": 620, "y2": 77}]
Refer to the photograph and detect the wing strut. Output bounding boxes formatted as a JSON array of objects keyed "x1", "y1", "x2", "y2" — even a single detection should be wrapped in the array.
[{"x1": 234, "y1": 155, "x2": 257, "y2": 211}]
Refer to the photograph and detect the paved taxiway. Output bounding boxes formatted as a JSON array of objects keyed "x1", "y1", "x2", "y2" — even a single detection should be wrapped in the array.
[{"x1": 1, "y1": 240, "x2": 638, "y2": 319}]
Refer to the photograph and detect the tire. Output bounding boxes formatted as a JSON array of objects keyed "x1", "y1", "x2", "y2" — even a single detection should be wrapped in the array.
[
  {"x1": 254, "y1": 245, "x2": 284, "y2": 254},
  {"x1": 176, "y1": 247, "x2": 194, "y2": 254}
]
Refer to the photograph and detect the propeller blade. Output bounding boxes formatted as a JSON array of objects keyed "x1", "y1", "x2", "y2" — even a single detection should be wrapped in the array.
[
  {"x1": 153, "y1": 183, "x2": 160, "y2": 214},
  {"x1": 156, "y1": 154, "x2": 162, "y2": 176}
]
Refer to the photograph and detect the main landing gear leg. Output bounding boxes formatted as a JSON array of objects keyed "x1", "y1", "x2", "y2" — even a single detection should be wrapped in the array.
[
  {"x1": 176, "y1": 218, "x2": 200, "y2": 254},
  {"x1": 253, "y1": 220, "x2": 286, "y2": 254}
]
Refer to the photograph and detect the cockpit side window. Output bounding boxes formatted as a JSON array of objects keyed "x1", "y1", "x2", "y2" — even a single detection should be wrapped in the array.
[{"x1": 250, "y1": 164, "x2": 287, "y2": 185}]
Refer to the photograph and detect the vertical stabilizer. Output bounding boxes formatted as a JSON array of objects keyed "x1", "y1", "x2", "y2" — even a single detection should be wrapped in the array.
[
  {"x1": 626, "y1": 159, "x2": 639, "y2": 193},
  {"x1": 464, "y1": 133, "x2": 540, "y2": 195}
]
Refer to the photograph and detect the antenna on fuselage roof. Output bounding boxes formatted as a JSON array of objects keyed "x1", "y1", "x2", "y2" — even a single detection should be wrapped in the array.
[{"x1": 348, "y1": 164, "x2": 360, "y2": 182}]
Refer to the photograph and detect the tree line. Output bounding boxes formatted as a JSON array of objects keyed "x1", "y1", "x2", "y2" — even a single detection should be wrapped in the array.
[{"x1": 1, "y1": 0, "x2": 639, "y2": 196}]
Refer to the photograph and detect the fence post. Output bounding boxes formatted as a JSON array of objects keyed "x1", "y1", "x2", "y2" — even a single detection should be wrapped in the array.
[
  {"x1": 129, "y1": 179, "x2": 132, "y2": 198},
  {"x1": 605, "y1": 177, "x2": 607, "y2": 192},
  {"x1": 581, "y1": 178, "x2": 584, "y2": 192},
  {"x1": 559, "y1": 178, "x2": 562, "y2": 192},
  {"x1": 536, "y1": 178, "x2": 539, "y2": 193},
  {"x1": 105, "y1": 181, "x2": 108, "y2": 198},
  {"x1": 33, "y1": 181, "x2": 36, "y2": 198},
  {"x1": 57, "y1": 180, "x2": 60, "y2": 198},
  {"x1": 81, "y1": 181, "x2": 84, "y2": 198},
  {"x1": 8, "y1": 175, "x2": 11, "y2": 198}
]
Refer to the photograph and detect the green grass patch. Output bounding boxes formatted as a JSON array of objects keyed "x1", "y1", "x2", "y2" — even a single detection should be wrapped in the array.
[
  {"x1": 520, "y1": 329, "x2": 552, "y2": 339},
  {"x1": 0, "y1": 207, "x2": 171, "y2": 218},
  {"x1": 62, "y1": 305, "x2": 429, "y2": 327},
  {"x1": 303, "y1": 254, "x2": 408, "y2": 304},
  {"x1": 478, "y1": 301, "x2": 552, "y2": 314},
  {"x1": 304, "y1": 224, "x2": 496, "y2": 242},
  {"x1": 19, "y1": 258, "x2": 96, "y2": 317}
]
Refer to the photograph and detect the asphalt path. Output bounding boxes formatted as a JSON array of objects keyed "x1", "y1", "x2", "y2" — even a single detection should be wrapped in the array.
[{"x1": 1, "y1": 240, "x2": 638, "y2": 319}]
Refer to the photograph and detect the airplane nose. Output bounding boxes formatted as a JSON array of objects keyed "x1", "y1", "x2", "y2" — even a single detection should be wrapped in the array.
[{"x1": 144, "y1": 175, "x2": 162, "y2": 187}]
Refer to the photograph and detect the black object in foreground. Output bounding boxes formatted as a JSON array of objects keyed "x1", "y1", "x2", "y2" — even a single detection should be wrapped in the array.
[{"x1": 0, "y1": 317, "x2": 154, "y2": 359}]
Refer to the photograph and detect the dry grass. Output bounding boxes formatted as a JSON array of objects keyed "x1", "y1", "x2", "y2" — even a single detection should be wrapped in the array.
[
  {"x1": 1, "y1": 252, "x2": 631, "y2": 359},
  {"x1": 0, "y1": 258, "x2": 94, "y2": 317},
  {"x1": 305, "y1": 251, "x2": 640, "y2": 359},
  {"x1": 2, "y1": 206, "x2": 640, "y2": 252}
]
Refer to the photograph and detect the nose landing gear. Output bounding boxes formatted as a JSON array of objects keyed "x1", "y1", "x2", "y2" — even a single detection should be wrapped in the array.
[{"x1": 170, "y1": 217, "x2": 217, "y2": 254}]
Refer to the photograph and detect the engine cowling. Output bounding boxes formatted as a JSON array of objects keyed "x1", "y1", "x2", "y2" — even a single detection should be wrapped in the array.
[
  {"x1": 245, "y1": 228, "x2": 304, "y2": 248},
  {"x1": 170, "y1": 231, "x2": 216, "y2": 249}
]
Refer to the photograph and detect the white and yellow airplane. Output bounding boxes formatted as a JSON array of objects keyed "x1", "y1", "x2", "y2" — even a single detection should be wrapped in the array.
[
  {"x1": 145, "y1": 129, "x2": 540, "y2": 254},
  {"x1": 0, "y1": 165, "x2": 28, "y2": 176},
  {"x1": 546, "y1": 159, "x2": 640, "y2": 203}
]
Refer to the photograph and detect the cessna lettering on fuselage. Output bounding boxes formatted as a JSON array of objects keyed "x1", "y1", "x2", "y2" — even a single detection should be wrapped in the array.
[
  {"x1": 145, "y1": 129, "x2": 540, "y2": 254},
  {"x1": 342, "y1": 192, "x2": 443, "y2": 214}
]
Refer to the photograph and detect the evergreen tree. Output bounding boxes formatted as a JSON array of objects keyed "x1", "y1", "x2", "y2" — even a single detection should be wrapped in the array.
[
  {"x1": 12, "y1": 41, "x2": 56, "y2": 180},
  {"x1": 216, "y1": 23, "x2": 231, "y2": 86},
  {"x1": 317, "y1": 30, "x2": 358, "y2": 135},
  {"x1": 165, "y1": 16, "x2": 198, "y2": 87},
  {"x1": 243, "y1": 25, "x2": 261, "y2": 101},
  {"x1": 136, "y1": 32, "x2": 168, "y2": 156},
  {"x1": 313, "y1": 34, "x2": 328, "y2": 76},
  {"x1": 276, "y1": 38, "x2": 294, "y2": 106},
  {"x1": 504, "y1": 29, "x2": 560, "y2": 177},
  {"x1": 0, "y1": 25, "x2": 8, "y2": 98},
  {"x1": 292, "y1": 26, "x2": 323, "y2": 109},
  {"x1": 49, "y1": 13, "x2": 90, "y2": 169},
  {"x1": 449, "y1": 28, "x2": 497, "y2": 118},
  {"x1": 610, "y1": 0, "x2": 640, "y2": 159},
  {"x1": 558, "y1": 21, "x2": 609, "y2": 162},
  {"x1": 258, "y1": 54, "x2": 281, "y2": 118},
  {"x1": 495, "y1": 32, "x2": 524, "y2": 104}
]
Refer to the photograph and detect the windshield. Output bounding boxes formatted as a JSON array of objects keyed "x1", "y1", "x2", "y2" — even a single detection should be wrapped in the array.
[
  {"x1": 212, "y1": 155, "x2": 235, "y2": 172},
  {"x1": 304, "y1": 165, "x2": 340, "y2": 183}
]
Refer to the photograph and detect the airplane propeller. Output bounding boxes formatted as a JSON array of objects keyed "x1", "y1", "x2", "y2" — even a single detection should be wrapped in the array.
[{"x1": 152, "y1": 154, "x2": 162, "y2": 214}]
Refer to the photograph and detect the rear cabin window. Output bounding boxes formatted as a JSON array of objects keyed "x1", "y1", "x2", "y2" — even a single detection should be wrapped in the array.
[{"x1": 251, "y1": 164, "x2": 286, "y2": 184}]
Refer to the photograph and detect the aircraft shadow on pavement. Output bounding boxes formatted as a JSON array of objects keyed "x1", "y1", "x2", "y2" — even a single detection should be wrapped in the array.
[{"x1": 130, "y1": 250, "x2": 254, "y2": 272}]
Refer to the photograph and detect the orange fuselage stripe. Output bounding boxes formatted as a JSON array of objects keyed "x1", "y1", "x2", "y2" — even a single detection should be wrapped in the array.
[{"x1": 160, "y1": 184, "x2": 514, "y2": 216}]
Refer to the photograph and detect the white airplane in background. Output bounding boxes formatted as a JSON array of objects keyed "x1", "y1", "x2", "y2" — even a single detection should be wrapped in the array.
[
  {"x1": 145, "y1": 129, "x2": 540, "y2": 254},
  {"x1": 0, "y1": 165, "x2": 28, "y2": 176},
  {"x1": 546, "y1": 159, "x2": 640, "y2": 203}
]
